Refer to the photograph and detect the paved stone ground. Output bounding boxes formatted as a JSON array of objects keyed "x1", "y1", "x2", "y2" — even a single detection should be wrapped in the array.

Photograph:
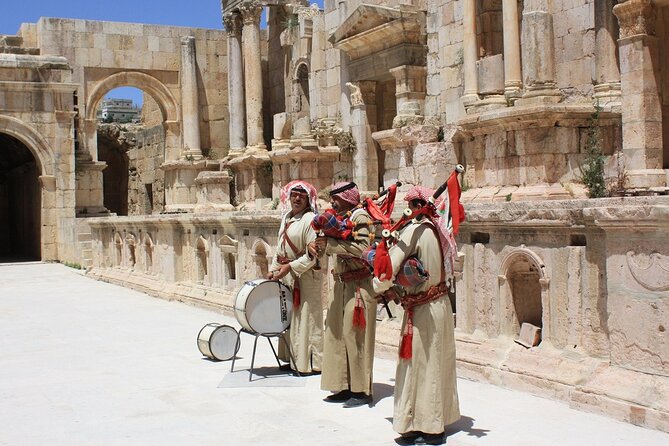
[{"x1": 1, "y1": 263, "x2": 668, "y2": 446}]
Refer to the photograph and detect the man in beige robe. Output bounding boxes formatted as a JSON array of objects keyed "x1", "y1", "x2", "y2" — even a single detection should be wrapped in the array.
[
  {"x1": 373, "y1": 186, "x2": 460, "y2": 445},
  {"x1": 309, "y1": 181, "x2": 377, "y2": 408},
  {"x1": 268, "y1": 181, "x2": 323, "y2": 375}
]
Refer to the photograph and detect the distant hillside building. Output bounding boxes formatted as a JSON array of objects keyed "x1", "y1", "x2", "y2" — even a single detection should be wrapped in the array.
[{"x1": 97, "y1": 99, "x2": 140, "y2": 123}]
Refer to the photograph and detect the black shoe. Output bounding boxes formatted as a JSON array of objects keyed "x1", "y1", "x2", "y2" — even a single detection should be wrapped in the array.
[
  {"x1": 413, "y1": 432, "x2": 445, "y2": 445},
  {"x1": 278, "y1": 363, "x2": 292, "y2": 372},
  {"x1": 342, "y1": 393, "x2": 372, "y2": 408},
  {"x1": 324, "y1": 390, "x2": 352, "y2": 403}
]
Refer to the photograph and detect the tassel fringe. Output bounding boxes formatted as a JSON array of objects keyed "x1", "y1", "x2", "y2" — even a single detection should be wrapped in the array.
[
  {"x1": 293, "y1": 282, "x2": 301, "y2": 308},
  {"x1": 399, "y1": 309, "x2": 413, "y2": 359},
  {"x1": 352, "y1": 289, "x2": 366, "y2": 329}
]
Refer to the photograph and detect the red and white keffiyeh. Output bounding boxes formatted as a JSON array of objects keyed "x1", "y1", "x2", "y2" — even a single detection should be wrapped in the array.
[
  {"x1": 280, "y1": 180, "x2": 319, "y2": 214},
  {"x1": 330, "y1": 181, "x2": 360, "y2": 206}
]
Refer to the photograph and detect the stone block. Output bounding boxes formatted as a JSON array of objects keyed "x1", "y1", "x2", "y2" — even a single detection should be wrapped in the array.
[{"x1": 515, "y1": 322, "x2": 542, "y2": 348}]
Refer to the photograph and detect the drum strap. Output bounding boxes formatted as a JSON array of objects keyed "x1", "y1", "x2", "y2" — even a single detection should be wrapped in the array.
[
  {"x1": 280, "y1": 220, "x2": 305, "y2": 258},
  {"x1": 277, "y1": 254, "x2": 302, "y2": 309}
]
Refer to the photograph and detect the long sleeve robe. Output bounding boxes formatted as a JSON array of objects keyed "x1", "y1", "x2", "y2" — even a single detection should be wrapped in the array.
[
  {"x1": 270, "y1": 209, "x2": 324, "y2": 373},
  {"x1": 320, "y1": 207, "x2": 377, "y2": 395},
  {"x1": 373, "y1": 219, "x2": 460, "y2": 434}
]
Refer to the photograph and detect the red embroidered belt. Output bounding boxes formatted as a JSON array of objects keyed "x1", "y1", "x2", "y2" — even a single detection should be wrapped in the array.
[
  {"x1": 400, "y1": 282, "x2": 449, "y2": 310},
  {"x1": 331, "y1": 268, "x2": 372, "y2": 283}
]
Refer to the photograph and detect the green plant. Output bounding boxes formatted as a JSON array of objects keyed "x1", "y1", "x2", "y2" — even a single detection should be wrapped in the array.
[
  {"x1": 271, "y1": 198, "x2": 279, "y2": 210},
  {"x1": 62, "y1": 261, "x2": 83, "y2": 270},
  {"x1": 282, "y1": 14, "x2": 299, "y2": 30},
  {"x1": 580, "y1": 105, "x2": 607, "y2": 198},
  {"x1": 437, "y1": 127, "x2": 444, "y2": 142},
  {"x1": 262, "y1": 162, "x2": 273, "y2": 176},
  {"x1": 505, "y1": 193, "x2": 512, "y2": 202}
]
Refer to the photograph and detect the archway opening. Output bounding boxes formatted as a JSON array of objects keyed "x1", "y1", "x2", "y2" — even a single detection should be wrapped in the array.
[
  {"x1": 0, "y1": 133, "x2": 41, "y2": 261},
  {"x1": 508, "y1": 255, "x2": 543, "y2": 340},
  {"x1": 95, "y1": 85, "x2": 166, "y2": 216}
]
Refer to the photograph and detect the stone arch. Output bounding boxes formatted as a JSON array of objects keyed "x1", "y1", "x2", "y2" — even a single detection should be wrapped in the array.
[
  {"x1": 85, "y1": 71, "x2": 179, "y2": 122},
  {"x1": 0, "y1": 115, "x2": 55, "y2": 177},
  {"x1": 498, "y1": 246, "x2": 550, "y2": 343},
  {"x1": 251, "y1": 238, "x2": 273, "y2": 279},
  {"x1": 293, "y1": 60, "x2": 310, "y2": 114}
]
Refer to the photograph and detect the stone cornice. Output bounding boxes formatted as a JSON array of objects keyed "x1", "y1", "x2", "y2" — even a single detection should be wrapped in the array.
[
  {"x1": 0, "y1": 81, "x2": 78, "y2": 93},
  {"x1": 0, "y1": 53, "x2": 70, "y2": 70}
]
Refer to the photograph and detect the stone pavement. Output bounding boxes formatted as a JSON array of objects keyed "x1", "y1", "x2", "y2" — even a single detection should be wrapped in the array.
[{"x1": 1, "y1": 263, "x2": 668, "y2": 446}]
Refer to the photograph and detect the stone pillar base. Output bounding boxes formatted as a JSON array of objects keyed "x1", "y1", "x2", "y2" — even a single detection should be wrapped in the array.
[
  {"x1": 162, "y1": 160, "x2": 219, "y2": 213},
  {"x1": 626, "y1": 169, "x2": 667, "y2": 188},
  {"x1": 76, "y1": 161, "x2": 109, "y2": 216},
  {"x1": 226, "y1": 152, "x2": 272, "y2": 206}
]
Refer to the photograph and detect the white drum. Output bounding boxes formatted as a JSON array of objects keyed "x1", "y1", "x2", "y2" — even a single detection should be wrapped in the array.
[
  {"x1": 197, "y1": 323, "x2": 240, "y2": 361},
  {"x1": 234, "y1": 279, "x2": 292, "y2": 334}
]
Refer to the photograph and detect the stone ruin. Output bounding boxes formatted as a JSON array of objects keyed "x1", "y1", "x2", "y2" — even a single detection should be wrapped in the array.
[{"x1": 0, "y1": 0, "x2": 668, "y2": 433}]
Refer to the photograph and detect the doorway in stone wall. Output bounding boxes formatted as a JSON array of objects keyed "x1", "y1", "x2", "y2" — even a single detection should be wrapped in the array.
[{"x1": 0, "y1": 133, "x2": 41, "y2": 261}]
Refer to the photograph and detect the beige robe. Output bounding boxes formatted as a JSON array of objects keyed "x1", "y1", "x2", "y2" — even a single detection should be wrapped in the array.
[
  {"x1": 270, "y1": 209, "x2": 324, "y2": 373},
  {"x1": 373, "y1": 220, "x2": 460, "y2": 434},
  {"x1": 320, "y1": 207, "x2": 377, "y2": 395}
]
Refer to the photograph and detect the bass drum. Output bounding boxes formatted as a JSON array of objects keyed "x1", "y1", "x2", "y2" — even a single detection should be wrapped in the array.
[
  {"x1": 197, "y1": 323, "x2": 240, "y2": 361},
  {"x1": 234, "y1": 279, "x2": 292, "y2": 334}
]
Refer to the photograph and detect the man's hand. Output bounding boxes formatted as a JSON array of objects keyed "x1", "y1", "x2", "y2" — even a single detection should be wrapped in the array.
[
  {"x1": 314, "y1": 236, "x2": 327, "y2": 254},
  {"x1": 271, "y1": 263, "x2": 292, "y2": 280},
  {"x1": 307, "y1": 241, "x2": 319, "y2": 258}
]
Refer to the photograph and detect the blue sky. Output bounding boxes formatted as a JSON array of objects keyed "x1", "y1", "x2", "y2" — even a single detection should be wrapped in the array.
[{"x1": 1, "y1": 0, "x2": 324, "y2": 106}]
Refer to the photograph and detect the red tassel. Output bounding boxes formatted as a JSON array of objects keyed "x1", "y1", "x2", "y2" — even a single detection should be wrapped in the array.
[
  {"x1": 399, "y1": 309, "x2": 413, "y2": 359},
  {"x1": 352, "y1": 290, "x2": 366, "y2": 329},
  {"x1": 373, "y1": 239, "x2": 393, "y2": 280},
  {"x1": 293, "y1": 282, "x2": 301, "y2": 308}
]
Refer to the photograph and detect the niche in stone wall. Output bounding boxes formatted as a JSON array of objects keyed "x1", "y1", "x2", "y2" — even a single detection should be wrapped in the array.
[
  {"x1": 499, "y1": 248, "x2": 547, "y2": 343},
  {"x1": 125, "y1": 233, "x2": 136, "y2": 269},
  {"x1": 219, "y1": 234, "x2": 238, "y2": 287},
  {"x1": 143, "y1": 233, "x2": 154, "y2": 273},
  {"x1": 251, "y1": 239, "x2": 272, "y2": 279},
  {"x1": 196, "y1": 235, "x2": 209, "y2": 283},
  {"x1": 114, "y1": 232, "x2": 123, "y2": 266}
]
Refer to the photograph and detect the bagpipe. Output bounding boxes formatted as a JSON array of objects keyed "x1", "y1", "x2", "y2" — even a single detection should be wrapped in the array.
[
  {"x1": 366, "y1": 165, "x2": 465, "y2": 281},
  {"x1": 310, "y1": 181, "x2": 402, "y2": 242}
]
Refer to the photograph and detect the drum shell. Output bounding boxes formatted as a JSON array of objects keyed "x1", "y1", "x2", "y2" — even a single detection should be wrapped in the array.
[
  {"x1": 197, "y1": 323, "x2": 240, "y2": 361},
  {"x1": 234, "y1": 279, "x2": 292, "y2": 334}
]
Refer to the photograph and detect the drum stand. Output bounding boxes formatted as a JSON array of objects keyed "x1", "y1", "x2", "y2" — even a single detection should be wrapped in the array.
[{"x1": 230, "y1": 328, "x2": 301, "y2": 381}]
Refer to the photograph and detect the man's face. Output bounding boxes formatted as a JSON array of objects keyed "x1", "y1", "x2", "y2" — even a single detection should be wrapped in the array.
[
  {"x1": 408, "y1": 199, "x2": 425, "y2": 213},
  {"x1": 289, "y1": 190, "x2": 309, "y2": 215},
  {"x1": 330, "y1": 195, "x2": 353, "y2": 214}
]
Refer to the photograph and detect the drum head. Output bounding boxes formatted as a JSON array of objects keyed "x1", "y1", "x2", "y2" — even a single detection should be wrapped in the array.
[
  {"x1": 239, "y1": 280, "x2": 292, "y2": 334},
  {"x1": 209, "y1": 325, "x2": 240, "y2": 361}
]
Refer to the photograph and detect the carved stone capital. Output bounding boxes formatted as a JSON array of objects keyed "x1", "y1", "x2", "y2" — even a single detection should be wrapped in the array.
[
  {"x1": 240, "y1": 1, "x2": 263, "y2": 26},
  {"x1": 223, "y1": 12, "x2": 242, "y2": 37},
  {"x1": 613, "y1": 0, "x2": 656, "y2": 39}
]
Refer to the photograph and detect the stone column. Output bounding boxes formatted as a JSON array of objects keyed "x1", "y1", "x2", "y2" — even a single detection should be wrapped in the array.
[
  {"x1": 594, "y1": 0, "x2": 621, "y2": 107},
  {"x1": 240, "y1": 1, "x2": 266, "y2": 152},
  {"x1": 518, "y1": 7, "x2": 562, "y2": 104},
  {"x1": 349, "y1": 81, "x2": 378, "y2": 194},
  {"x1": 390, "y1": 65, "x2": 427, "y2": 126},
  {"x1": 614, "y1": 0, "x2": 666, "y2": 187},
  {"x1": 223, "y1": 12, "x2": 246, "y2": 155},
  {"x1": 180, "y1": 36, "x2": 202, "y2": 160},
  {"x1": 502, "y1": 0, "x2": 522, "y2": 101},
  {"x1": 462, "y1": 0, "x2": 479, "y2": 106}
]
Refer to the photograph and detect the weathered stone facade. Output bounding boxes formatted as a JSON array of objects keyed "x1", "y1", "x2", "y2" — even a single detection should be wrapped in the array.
[{"x1": 2, "y1": 0, "x2": 668, "y2": 433}]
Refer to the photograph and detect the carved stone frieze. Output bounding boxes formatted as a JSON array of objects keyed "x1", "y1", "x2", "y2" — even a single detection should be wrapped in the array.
[{"x1": 626, "y1": 251, "x2": 669, "y2": 291}]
